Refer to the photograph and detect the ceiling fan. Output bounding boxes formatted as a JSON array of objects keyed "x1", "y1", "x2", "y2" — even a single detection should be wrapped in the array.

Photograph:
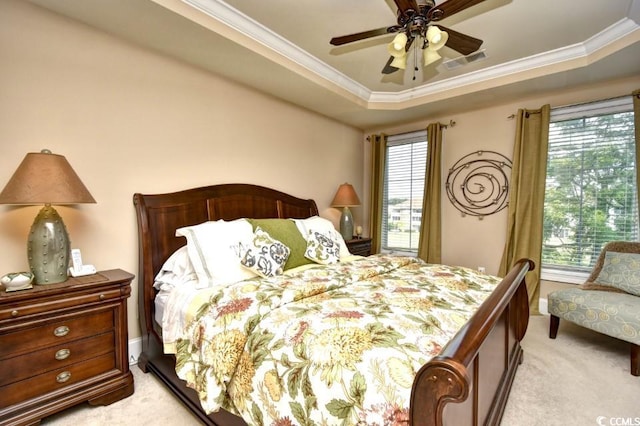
[{"x1": 330, "y1": 0, "x2": 485, "y2": 74}]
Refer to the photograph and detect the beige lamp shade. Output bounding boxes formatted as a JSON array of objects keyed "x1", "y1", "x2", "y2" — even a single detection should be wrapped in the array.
[
  {"x1": 0, "y1": 150, "x2": 95, "y2": 285},
  {"x1": 0, "y1": 150, "x2": 95, "y2": 205},
  {"x1": 332, "y1": 183, "x2": 360, "y2": 241},
  {"x1": 331, "y1": 183, "x2": 361, "y2": 207}
]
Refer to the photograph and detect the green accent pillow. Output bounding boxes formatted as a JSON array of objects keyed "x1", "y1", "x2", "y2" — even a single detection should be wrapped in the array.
[
  {"x1": 594, "y1": 251, "x2": 640, "y2": 296},
  {"x1": 247, "y1": 219, "x2": 312, "y2": 270}
]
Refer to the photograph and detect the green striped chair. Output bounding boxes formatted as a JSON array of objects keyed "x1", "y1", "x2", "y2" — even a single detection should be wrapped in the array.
[{"x1": 548, "y1": 241, "x2": 640, "y2": 376}]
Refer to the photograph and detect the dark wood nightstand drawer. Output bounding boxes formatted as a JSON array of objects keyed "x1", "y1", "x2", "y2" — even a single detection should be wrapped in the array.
[
  {"x1": 0, "y1": 309, "x2": 114, "y2": 359},
  {"x1": 346, "y1": 238, "x2": 372, "y2": 256},
  {"x1": 0, "y1": 352, "x2": 116, "y2": 408},
  {"x1": 0, "y1": 332, "x2": 115, "y2": 386},
  {"x1": 0, "y1": 288, "x2": 122, "y2": 321}
]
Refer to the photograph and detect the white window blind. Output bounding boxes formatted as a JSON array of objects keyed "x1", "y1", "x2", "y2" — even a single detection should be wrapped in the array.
[
  {"x1": 383, "y1": 130, "x2": 427, "y2": 252},
  {"x1": 542, "y1": 96, "x2": 638, "y2": 276}
]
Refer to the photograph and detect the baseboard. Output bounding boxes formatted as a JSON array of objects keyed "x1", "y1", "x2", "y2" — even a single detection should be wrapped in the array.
[
  {"x1": 128, "y1": 337, "x2": 142, "y2": 365},
  {"x1": 539, "y1": 297, "x2": 548, "y2": 316}
]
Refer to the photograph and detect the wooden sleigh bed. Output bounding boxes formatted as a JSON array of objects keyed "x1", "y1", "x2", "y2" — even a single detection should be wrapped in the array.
[{"x1": 133, "y1": 183, "x2": 533, "y2": 426}]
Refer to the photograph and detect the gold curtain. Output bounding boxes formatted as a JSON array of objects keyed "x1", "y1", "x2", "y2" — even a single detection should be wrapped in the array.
[
  {"x1": 368, "y1": 134, "x2": 387, "y2": 254},
  {"x1": 418, "y1": 122, "x2": 443, "y2": 263},
  {"x1": 634, "y1": 90, "x2": 640, "y2": 216},
  {"x1": 498, "y1": 105, "x2": 550, "y2": 315}
]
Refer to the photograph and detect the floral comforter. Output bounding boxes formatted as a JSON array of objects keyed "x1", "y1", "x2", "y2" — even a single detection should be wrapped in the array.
[{"x1": 173, "y1": 254, "x2": 500, "y2": 425}]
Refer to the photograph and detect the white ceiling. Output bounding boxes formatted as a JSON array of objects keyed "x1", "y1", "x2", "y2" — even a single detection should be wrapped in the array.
[{"x1": 29, "y1": 0, "x2": 640, "y2": 129}]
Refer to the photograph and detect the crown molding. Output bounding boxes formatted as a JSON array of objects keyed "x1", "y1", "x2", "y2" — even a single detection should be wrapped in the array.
[
  {"x1": 182, "y1": 0, "x2": 640, "y2": 110},
  {"x1": 181, "y1": 0, "x2": 371, "y2": 100}
]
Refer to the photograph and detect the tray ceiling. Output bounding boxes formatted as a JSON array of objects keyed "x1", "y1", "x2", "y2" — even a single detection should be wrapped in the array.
[{"x1": 29, "y1": 0, "x2": 640, "y2": 129}]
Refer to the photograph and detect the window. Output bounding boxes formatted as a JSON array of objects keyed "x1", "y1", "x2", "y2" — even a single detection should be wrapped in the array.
[
  {"x1": 542, "y1": 97, "x2": 638, "y2": 282},
  {"x1": 382, "y1": 130, "x2": 427, "y2": 252}
]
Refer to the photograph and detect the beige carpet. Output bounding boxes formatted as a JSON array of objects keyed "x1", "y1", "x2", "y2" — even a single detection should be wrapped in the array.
[
  {"x1": 501, "y1": 315, "x2": 638, "y2": 425},
  {"x1": 41, "y1": 316, "x2": 638, "y2": 425}
]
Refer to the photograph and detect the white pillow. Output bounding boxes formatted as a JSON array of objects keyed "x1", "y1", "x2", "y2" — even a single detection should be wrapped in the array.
[
  {"x1": 153, "y1": 246, "x2": 197, "y2": 292},
  {"x1": 176, "y1": 219, "x2": 257, "y2": 289},
  {"x1": 293, "y1": 216, "x2": 350, "y2": 258}
]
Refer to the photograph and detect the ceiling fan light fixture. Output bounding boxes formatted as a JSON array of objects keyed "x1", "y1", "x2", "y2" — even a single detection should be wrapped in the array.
[
  {"x1": 423, "y1": 48, "x2": 442, "y2": 66},
  {"x1": 393, "y1": 32, "x2": 408, "y2": 50},
  {"x1": 422, "y1": 26, "x2": 448, "y2": 66},
  {"x1": 329, "y1": 0, "x2": 485, "y2": 77},
  {"x1": 388, "y1": 32, "x2": 408, "y2": 57},
  {"x1": 425, "y1": 26, "x2": 448, "y2": 51},
  {"x1": 390, "y1": 54, "x2": 408, "y2": 69}
]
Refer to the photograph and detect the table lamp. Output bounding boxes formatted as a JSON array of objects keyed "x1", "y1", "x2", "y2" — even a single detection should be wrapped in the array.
[
  {"x1": 331, "y1": 183, "x2": 360, "y2": 241},
  {"x1": 0, "y1": 149, "x2": 96, "y2": 284}
]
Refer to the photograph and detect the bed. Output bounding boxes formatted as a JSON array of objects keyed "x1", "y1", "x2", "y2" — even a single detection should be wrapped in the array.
[{"x1": 133, "y1": 183, "x2": 533, "y2": 426}]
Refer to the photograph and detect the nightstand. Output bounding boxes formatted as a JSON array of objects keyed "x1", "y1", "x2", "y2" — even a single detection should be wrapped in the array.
[
  {"x1": 346, "y1": 237, "x2": 372, "y2": 256},
  {"x1": 0, "y1": 269, "x2": 134, "y2": 425}
]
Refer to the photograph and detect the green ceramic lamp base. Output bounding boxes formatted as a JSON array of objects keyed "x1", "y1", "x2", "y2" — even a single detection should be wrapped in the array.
[
  {"x1": 28, "y1": 205, "x2": 70, "y2": 284},
  {"x1": 339, "y1": 206, "x2": 354, "y2": 241}
]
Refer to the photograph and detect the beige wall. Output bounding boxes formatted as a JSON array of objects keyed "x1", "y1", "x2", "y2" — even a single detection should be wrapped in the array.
[
  {"x1": 0, "y1": 1, "x2": 363, "y2": 338},
  {"x1": 366, "y1": 76, "x2": 640, "y2": 278},
  {"x1": 2, "y1": 1, "x2": 639, "y2": 342}
]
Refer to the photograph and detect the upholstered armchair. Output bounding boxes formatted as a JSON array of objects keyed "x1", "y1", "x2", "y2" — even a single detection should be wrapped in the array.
[{"x1": 548, "y1": 241, "x2": 640, "y2": 376}]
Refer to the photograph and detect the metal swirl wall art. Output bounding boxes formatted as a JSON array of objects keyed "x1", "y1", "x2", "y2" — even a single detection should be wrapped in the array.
[{"x1": 445, "y1": 150, "x2": 512, "y2": 219}]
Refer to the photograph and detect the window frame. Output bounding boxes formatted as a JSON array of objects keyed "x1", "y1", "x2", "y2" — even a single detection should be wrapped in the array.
[
  {"x1": 541, "y1": 96, "x2": 637, "y2": 283},
  {"x1": 381, "y1": 130, "x2": 428, "y2": 254}
]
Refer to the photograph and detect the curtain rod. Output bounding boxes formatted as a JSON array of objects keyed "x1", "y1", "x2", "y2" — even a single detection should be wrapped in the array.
[
  {"x1": 507, "y1": 93, "x2": 635, "y2": 119},
  {"x1": 366, "y1": 119, "x2": 456, "y2": 140},
  {"x1": 554, "y1": 93, "x2": 633, "y2": 110}
]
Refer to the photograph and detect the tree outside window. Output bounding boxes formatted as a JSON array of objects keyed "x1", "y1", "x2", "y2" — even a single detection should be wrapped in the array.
[{"x1": 542, "y1": 100, "x2": 637, "y2": 275}]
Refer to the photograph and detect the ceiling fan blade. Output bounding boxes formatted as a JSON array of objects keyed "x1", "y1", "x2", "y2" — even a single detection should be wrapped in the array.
[
  {"x1": 393, "y1": 0, "x2": 420, "y2": 14},
  {"x1": 381, "y1": 56, "x2": 398, "y2": 74},
  {"x1": 330, "y1": 27, "x2": 392, "y2": 46},
  {"x1": 427, "y1": 0, "x2": 486, "y2": 21},
  {"x1": 435, "y1": 25, "x2": 482, "y2": 55}
]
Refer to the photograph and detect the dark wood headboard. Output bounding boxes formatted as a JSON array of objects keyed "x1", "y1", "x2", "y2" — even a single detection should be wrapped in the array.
[{"x1": 133, "y1": 184, "x2": 318, "y2": 344}]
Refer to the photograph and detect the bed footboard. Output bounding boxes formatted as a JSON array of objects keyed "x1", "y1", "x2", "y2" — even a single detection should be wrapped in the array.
[{"x1": 410, "y1": 259, "x2": 533, "y2": 426}]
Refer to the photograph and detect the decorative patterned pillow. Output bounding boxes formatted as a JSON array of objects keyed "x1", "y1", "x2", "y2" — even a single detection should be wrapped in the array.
[
  {"x1": 304, "y1": 230, "x2": 340, "y2": 264},
  {"x1": 594, "y1": 251, "x2": 640, "y2": 296},
  {"x1": 241, "y1": 227, "x2": 291, "y2": 277},
  {"x1": 247, "y1": 218, "x2": 313, "y2": 270},
  {"x1": 293, "y1": 216, "x2": 351, "y2": 258}
]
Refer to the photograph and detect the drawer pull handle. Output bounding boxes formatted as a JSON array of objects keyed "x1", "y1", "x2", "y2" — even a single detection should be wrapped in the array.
[
  {"x1": 99, "y1": 294, "x2": 105, "y2": 300},
  {"x1": 54, "y1": 326, "x2": 70, "y2": 337},
  {"x1": 56, "y1": 371, "x2": 71, "y2": 383},
  {"x1": 11, "y1": 310, "x2": 18, "y2": 317},
  {"x1": 55, "y1": 349, "x2": 71, "y2": 360}
]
